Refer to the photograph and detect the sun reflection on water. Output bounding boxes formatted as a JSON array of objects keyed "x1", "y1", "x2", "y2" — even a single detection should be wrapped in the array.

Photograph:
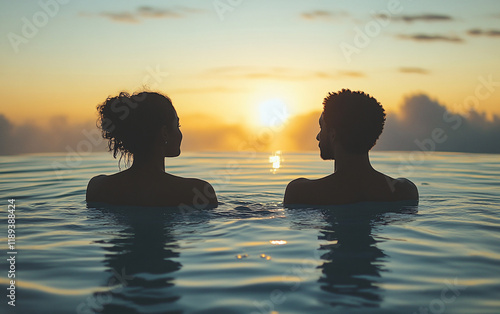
[
  {"x1": 270, "y1": 240, "x2": 287, "y2": 245},
  {"x1": 269, "y1": 151, "x2": 282, "y2": 174}
]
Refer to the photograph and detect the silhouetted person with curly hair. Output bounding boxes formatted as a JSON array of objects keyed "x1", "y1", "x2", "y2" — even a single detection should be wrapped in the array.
[
  {"x1": 284, "y1": 89, "x2": 418, "y2": 205},
  {"x1": 86, "y1": 91, "x2": 217, "y2": 207}
]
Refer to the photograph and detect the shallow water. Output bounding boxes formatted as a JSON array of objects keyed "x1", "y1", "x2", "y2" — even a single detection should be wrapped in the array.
[{"x1": 1, "y1": 151, "x2": 500, "y2": 313}]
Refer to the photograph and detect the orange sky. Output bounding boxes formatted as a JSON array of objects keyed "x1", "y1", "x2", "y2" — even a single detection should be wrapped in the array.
[{"x1": 1, "y1": 0, "x2": 500, "y2": 152}]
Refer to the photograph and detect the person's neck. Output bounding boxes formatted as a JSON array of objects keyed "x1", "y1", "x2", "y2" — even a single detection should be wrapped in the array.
[
  {"x1": 130, "y1": 153, "x2": 165, "y2": 174},
  {"x1": 333, "y1": 151, "x2": 374, "y2": 174}
]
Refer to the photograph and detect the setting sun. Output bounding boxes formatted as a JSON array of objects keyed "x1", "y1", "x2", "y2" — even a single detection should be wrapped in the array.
[{"x1": 258, "y1": 98, "x2": 290, "y2": 127}]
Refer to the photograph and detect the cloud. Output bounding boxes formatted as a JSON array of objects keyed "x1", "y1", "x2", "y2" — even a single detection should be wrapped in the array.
[
  {"x1": 3, "y1": 95, "x2": 498, "y2": 155},
  {"x1": 376, "y1": 13, "x2": 453, "y2": 23},
  {"x1": 398, "y1": 67, "x2": 430, "y2": 75},
  {"x1": 278, "y1": 111, "x2": 322, "y2": 152},
  {"x1": 0, "y1": 115, "x2": 13, "y2": 154},
  {"x1": 100, "y1": 12, "x2": 140, "y2": 24},
  {"x1": 278, "y1": 94, "x2": 500, "y2": 154},
  {"x1": 396, "y1": 34, "x2": 463, "y2": 43},
  {"x1": 301, "y1": 10, "x2": 349, "y2": 21},
  {"x1": 88, "y1": 6, "x2": 203, "y2": 24},
  {"x1": 0, "y1": 113, "x2": 269, "y2": 155},
  {"x1": 179, "y1": 114, "x2": 254, "y2": 151},
  {"x1": 204, "y1": 67, "x2": 365, "y2": 81},
  {"x1": 467, "y1": 29, "x2": 500, "y2": 37},
  {"x1": 338, "y1": 71, "x2": 365, "y2": 78},
  {"x1": 0, "y1": 114, "x2": 108, "y2": 155},
  {"x1": 137, "y1": 6, "x2": 183, "y2": 19},
  {"x1": 376, "y1": 95, "x2": 500, "y2": 153}
]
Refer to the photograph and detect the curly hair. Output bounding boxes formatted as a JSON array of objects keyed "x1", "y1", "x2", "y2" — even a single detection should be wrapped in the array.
[
  {"x1": 97, "y1": 91, "x2": 175, "y2": 162},
  {"x1": 322, "y1": 89, "x2": 386, "y2": 154}
]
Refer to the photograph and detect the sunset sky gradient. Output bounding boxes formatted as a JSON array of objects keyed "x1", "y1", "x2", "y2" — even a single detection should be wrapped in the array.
[{"x1": 1, "y1": 0, "x2": 499, "y2": 153}]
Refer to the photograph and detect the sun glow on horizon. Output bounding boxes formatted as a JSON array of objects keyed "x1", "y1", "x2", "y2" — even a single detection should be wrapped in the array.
[{"x1": 258, "y1": 98, "x2": 290, "y2": 127}]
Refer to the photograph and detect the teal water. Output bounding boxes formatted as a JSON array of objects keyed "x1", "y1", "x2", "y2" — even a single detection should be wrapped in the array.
[{"x1": 1, "y1": 151, "x2": 500, "y2": 314}]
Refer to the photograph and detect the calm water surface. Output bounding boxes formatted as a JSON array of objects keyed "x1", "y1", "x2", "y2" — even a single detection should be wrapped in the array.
[{"x1": 0, "y1": 151, "x2": 499, "y2": 314}]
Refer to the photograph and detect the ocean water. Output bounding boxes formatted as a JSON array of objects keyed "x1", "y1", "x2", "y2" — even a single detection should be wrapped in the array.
[{"x1": 1, "y1": 151, "x2": 499, "y2": 314}]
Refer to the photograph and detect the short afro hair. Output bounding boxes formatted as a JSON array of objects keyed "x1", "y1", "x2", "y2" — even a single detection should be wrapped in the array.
[{"x1": 322, "y1": 89, "x2": 386, "y2": 154}]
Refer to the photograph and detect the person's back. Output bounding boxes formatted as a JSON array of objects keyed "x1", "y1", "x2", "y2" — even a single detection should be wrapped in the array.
[
  {"x1": 285, "y1": 169, "x2": 417, "y2": 205},
  {"x1": 284, "y1": 89, "x2": 418, "y2": 205},
  {"x1": 86, "y1": 91, "x2": 217, "y2": 207},
  {"x1": 87, "y1": 171, "x2": 216, "y2": 207}
]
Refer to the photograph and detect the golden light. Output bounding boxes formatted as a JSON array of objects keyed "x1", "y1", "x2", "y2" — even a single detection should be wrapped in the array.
[
  {"x1": 258, "y1": 98, "x2": 289, "y2": 127},
  {"x1": 269, "y1": 151, "x2": 282, "y2": 173},
  {"x1": 270, "y1": 240, "x2": 287, "y2": 245},
  {"x1": 260, "y1": 253, "x2": 272, "y2": 260}
]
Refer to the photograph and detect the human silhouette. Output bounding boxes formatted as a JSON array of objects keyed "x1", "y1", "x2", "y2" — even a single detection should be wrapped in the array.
[
  {"x1": 316, "y1": 203, "x2": 417, "y2": 309},
  {"x1": 284, "y1": 89, "x2": 418, "y2": 205},
  {"x1": 86, "y1": 91, "x2": 217, "y2": 207},
  {"x1": 80, "y1": 206, "x2": 185, "y2": 313},
  {"x1": 318, "y1": 208, "x2": 386, "y2": 308}
]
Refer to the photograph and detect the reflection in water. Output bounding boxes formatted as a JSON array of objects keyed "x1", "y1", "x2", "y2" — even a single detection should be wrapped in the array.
[
  {"x1": 85, "y1": 207, "x2": 189, "y2": 314},
  {"x1": 317, "y1": 204, "x2": 417, "y2": 309},
  {"x1": 270, "y1": 240, "x2": 287, "y2": 245},
  {"x1": 269, "y1": 151, "x2": 282, "y2": 173}
]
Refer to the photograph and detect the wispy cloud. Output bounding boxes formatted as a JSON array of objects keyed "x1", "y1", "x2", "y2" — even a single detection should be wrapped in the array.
[
  {"x1": 301, "y1": 10, "x2": 349, "y2": 21},
  {"x1": 396, "y1": 34, "x2": 464, "y2": 43},
  {"x1": 467, "y1": 29, "x2": 500, "y2": 37},
  {"x1": 85, "y1": 6, "x2": 204, "y2": 24},
  {"x1": 376, "y1": 13, "x2": 453, "y2": 23},
  {"x1": 338, "y1": 71, "x2": 365, "y2": 78},
  {"x1": 399, "y1": 67, "x2": 430, "y2": 75},
  {"x1": 205, "y1": 67, "x2": 364, "y2": 80},
  {"x1": 100, "y1": 12, "x2": 140, "y2": 24}
]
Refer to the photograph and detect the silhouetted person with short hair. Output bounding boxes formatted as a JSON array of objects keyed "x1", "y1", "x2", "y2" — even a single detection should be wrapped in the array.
[
  {"x1": 284, "y1": 89, "x2": 418, "y2": 205},
  {"x1": 86, "y1": 91, "x2": 217, "y2": 207}
]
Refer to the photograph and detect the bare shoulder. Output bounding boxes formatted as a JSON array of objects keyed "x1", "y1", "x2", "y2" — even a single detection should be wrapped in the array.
[
  {"x1": 86, "y1": 174, "x2": 108, "y2": 202},
  {"x1": 284, "y1": 177, "x2": 315, "y2": 204},
  {"x1": 87, "y1": 174, "x2": 108, "y2": 188},
  {"x1": 392, "y1": 177, "x2": 419, "y2": 201},
  {"x1": 174, "y1": 176, "x2": 213, "y2": 190},
  {"x1": 179, "y1": 177, "x2": 218, "y2": 206},
  {"x1": 286, "y1": 177, "x2": 311, "y2": 189},
  {"x1": 191, "y1": 178, "x2": 216, "y2": 194}
]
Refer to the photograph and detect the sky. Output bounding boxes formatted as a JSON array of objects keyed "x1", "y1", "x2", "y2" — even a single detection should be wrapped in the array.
[{"x1": 1, "y1": 0, "x2": 499, "y2": 154}]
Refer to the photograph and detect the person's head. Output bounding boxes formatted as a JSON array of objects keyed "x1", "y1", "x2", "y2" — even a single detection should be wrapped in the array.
[
  {"x1": 317, "y1": 89, "x2": 385, "y2": 160},
  {"x1": 97, "y1": 91, "x2": 182, "y2": 163}
]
